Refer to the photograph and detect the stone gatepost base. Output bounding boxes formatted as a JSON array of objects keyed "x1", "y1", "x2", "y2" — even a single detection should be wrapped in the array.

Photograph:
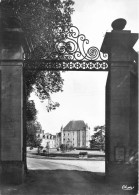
[
  {"x1": 0, "y1": 161, "x2": 24, "y2": 184},
  {"x1": 106, "y1": 162, "x2": 138, "y2": 191}
]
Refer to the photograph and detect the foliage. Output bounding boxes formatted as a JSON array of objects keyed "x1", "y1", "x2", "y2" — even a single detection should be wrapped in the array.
[
  {"x1": 90, "y1": 125, "x2": 105, "y2": 150},
  {"x1": 2, "y1": 0, "x2": 74, "y2": 50},
  {"x1": 2, "y1": 0, "x2": 74, "y2": 153},
  {"x1": 26, "y1": 120, "x2": 42, "y2": 147},
  {"x1": 2, "y1": 0, "x2": 74, "y2": 109},
  {"x1": 60, "y1": 144, "x2": 66, "y2": 152},
  {"x1": 26, "y1": 100, "x2": 42, "y2": 147},
  {"x1": 26, "y1": 100, "x2": 37, "y2": 121},
  {"x1": 68, "y1": 145, "x2": 74, "y2": 151},
  {"x1": 60, "y1": 143, "x2": 73, "y2": 152}
]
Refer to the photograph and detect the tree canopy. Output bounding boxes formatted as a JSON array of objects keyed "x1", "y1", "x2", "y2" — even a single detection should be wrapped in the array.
[
  {"x1": 3, "y1": 0, "x2": 74, "y2": 50},
  {"x1": 90, "y1": 125, "x2": 105, "y2": 151},
  {"x1": 2, "y1": 0, "x2": 74, "y2": 148},
  {"x1": 2, "y1": 0, "x2": 75, "y2": 109},
  {"x1": 2, "y1": 0, "x2": 74, "y2": 104},
  {"x1": 26, "y1": 120, "x2": 42, "y2": 147},
  {"x1": 26, "y1": 100, "x2": 37, "y2": 121}
]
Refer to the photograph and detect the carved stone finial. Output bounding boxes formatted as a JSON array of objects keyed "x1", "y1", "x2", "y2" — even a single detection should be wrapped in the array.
[{"x1": 111, "y1": 18, "x2": 127, "y2": 30}]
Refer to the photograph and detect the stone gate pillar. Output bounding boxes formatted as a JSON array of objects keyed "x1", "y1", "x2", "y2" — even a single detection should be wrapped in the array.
[
  {"x1": 0, "y1": 5, "x2": 25, "y2": 184},
  {"x1": 101, "y1": 19, "x2": 138, "y2": 177}
]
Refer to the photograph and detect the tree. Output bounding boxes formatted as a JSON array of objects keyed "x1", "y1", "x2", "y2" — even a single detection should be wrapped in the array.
[
  {"x1": 26, "y1": 120, "x2": 42, "y2": 147},
  {"x1": 60, "y1": 144, "x2": 66, "y2": 152},
  {"x1": 26, "y1": 100, "x2": 37, "y2": 122},
  {"x1": 2, "y1": 0, "x2": 75, "y2": 109},
  {"x1": 2, "y1": 0, "x2": 74, "y2": 170},
  {"x1": 26, "y1": 100, "x2": 43, "y2": 147},
  {"x1": 90, "y1": 125, "x2": 105, "y2": 151}
]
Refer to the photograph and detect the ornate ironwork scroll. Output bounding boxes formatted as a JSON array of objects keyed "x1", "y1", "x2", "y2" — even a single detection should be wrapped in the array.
[
  {"x1": 24, "y1": 25, "x2": 108, "y2": 71},
  {"x1": 50, "y1": 26, "x2": 108, "y2": 61}
]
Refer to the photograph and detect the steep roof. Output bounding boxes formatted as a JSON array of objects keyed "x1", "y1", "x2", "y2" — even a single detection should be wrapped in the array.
[
  {"x1": 63, "y1": 120, "x2": 86, "y2": 131},
  {"x1": 56, "y1": 132, "x2": 61, "y2": 137}
]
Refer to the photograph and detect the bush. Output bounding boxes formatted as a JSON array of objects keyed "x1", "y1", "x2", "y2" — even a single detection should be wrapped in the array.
[{"x1": 60, "y1": 144, "x2": 66, "y2": 152}]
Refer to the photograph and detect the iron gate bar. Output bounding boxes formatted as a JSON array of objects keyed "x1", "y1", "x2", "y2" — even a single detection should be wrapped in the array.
[{"x1": 23, "y1": 60, "x2": 109, "y2": 71}]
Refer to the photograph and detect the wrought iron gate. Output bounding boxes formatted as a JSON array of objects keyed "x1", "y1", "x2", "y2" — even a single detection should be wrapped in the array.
[{"x1": 24, "y1": 26, "x2": 108, "y2": 71}]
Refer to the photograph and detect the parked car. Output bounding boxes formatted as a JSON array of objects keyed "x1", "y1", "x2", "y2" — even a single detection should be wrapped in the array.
[
  {"x1": 79, "y1": 152, "x2": 88, "y2": 158},
  {"x1": 41, "y1": 147, "x2": 49, "y2": 155}
]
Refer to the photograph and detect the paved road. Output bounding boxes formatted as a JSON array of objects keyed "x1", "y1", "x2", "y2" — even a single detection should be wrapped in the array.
[
  {"x1": 27, "y1": 157, "x2": 105, "y2": 172},
  {"x1": 1, "y1": 158, "x2": 137, "y2": 195}
]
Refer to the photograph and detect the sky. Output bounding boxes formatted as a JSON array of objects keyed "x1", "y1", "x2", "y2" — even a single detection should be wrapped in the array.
[{"x1": 30, "y1": 0, "x2": 139, "y2": 135}]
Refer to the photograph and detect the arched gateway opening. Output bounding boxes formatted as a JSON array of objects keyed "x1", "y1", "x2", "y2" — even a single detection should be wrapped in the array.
[{"x1": 0, "y1": 5, "x2": 138, "y2": 194}]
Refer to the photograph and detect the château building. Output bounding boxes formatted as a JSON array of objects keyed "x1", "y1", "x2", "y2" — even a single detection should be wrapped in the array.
[{"x1": 61, "y1": 120, "x2": 90, "y2": 148}]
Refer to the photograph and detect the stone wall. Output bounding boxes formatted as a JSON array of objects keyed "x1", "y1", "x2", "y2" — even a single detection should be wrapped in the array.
[{"x1": 0, "y1": 5, "x2": 25, "y2": 184}]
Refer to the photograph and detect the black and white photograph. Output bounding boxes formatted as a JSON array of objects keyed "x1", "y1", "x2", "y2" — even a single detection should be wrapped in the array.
[{"x1": 0, "y1": 0, "x2": 138, "y2": 194}]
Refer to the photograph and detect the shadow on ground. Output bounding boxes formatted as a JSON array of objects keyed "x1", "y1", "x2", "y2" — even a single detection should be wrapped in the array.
[{"x1": 0, "y1": 169, "x2": 138, "y2": 195}]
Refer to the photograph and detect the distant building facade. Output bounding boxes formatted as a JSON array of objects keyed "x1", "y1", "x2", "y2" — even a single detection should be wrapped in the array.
[
  {"x1": 36, "y1": 131, "x2": 56, "y2": 148},
  {"x1": 41, "y1": 133, "x2": 56, "y2": 148},
  {"x1": 36, "y1": 129, "x2": 44, "y2": 139},
  {"x1": 62, "y1": 120, "x2": 90, "y2": 148}
]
